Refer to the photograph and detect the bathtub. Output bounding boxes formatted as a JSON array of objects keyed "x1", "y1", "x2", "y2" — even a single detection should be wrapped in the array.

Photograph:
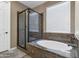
[{"x1": 36, "y1": 40, "x2": 73, "y2": 57}]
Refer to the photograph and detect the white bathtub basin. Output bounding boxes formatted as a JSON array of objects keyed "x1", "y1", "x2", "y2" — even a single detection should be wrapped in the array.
[{"x1": 36, "y1": 40, "x2": 72, "y2": 54}]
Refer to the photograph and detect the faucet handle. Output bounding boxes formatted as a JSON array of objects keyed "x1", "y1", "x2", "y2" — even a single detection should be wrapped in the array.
[
  {"x1": 70, "y1": 37, "x2": 74, "y2": 43},
  {"x1": 70, "y1": 36, "x2": 75, "y2": 39},
  {"x1": 68, "y1": 43, "x2": 77, "y2": 48},
  {"x1": 70, "y1": 36, "x2": 78, "y2": 47}
]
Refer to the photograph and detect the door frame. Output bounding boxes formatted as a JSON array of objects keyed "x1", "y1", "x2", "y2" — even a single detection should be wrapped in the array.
[
  {"x1": 27, "y1": 9, "x2": 42, "y2": 42},
  {"x1": 8, "y1": 2, "x2": 11, "y2": 50}
]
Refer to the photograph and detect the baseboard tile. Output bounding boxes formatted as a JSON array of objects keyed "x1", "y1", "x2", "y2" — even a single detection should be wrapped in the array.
[{"x1": 8, "y1": 47, "x2": 17, "y2": 51}]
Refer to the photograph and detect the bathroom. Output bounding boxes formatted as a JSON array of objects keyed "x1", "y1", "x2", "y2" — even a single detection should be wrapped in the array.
[
  {"x1": 17, "y1": 1, "x2": 79, "y2": 58},
  {"x1": 0, "y1": 1, "x2": 79, "y2": 58}
]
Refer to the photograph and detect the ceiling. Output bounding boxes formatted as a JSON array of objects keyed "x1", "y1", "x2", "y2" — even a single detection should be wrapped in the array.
[{"x1": 19, "y1": 1, "x2": 47, "y2": 8}]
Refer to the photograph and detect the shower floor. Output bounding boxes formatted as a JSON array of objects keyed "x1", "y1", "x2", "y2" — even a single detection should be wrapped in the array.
[{"x1": 0, "y1": 48, "x2": 31, "y2": 58}]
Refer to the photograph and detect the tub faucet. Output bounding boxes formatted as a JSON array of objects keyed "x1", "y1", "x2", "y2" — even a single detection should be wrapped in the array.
[
  {"x1": 68, "y1": 37, "x2": 78, "y2": 48},
  {"x1": 70, "y1": 37, "x2": 75, "y2": 44}
]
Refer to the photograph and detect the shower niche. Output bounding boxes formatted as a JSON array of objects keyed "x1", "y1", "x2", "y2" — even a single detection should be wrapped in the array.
[{"x1": 17, "y1": 8, "x2": 42, "y2": 49}]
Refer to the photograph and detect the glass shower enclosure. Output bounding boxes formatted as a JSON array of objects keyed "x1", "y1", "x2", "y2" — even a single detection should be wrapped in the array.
[{"x1": 17, "y1": 8, "x2": 42, "y2": 49}]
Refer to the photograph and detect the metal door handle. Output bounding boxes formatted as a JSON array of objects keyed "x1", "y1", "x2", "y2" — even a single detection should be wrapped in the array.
[{"x1": 5, "y1": 32, "x2": 8, "y2": 34}]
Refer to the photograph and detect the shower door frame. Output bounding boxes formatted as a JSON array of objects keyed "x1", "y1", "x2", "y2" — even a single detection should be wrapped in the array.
[
  {"x1": 17, "y1": 9, "x2": 27, "y2": 49},
  {"x1": 28, "y1": 8, "x2": 43, "y2": 42},
  {"x1": 17, "y1": 8, "x2": 43, "y2": 49}
]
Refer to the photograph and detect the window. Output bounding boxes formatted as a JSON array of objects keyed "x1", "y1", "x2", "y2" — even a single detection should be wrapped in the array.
[{"x1": 46, "y1": 2, "x2": 70, "y2": 33}]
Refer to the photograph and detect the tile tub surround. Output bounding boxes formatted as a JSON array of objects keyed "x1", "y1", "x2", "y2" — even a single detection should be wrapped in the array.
[
  {"x1": 18, "y1": 42, "x2": 64, "y2": 58},
  {"x1": 18, "y1": 40, "x2": 79, "y2": 58},
  {"x1": 26, "y1": 40, "x2": 78, "y2": 58},
  {"x1": 43, "y1": 33, "x2": 75, "y2": 43},
  {"x1": 42, "y1": 32, "x2": 79, "y2": 48},
  {"x1": 29, "y1": 32, "x2": 78, "y2": 47},
  {"x1": 18, "y1": 32, "x2": 79, "y2": 58},
  {"x1": 29, "y1": 32, "x2": 75, "y2": 43},
  {"x1": 18, "y1": 39, "x2": 79, "y2": 58},
  {"x1": 26, "y1": 42, "x2": 65, "y2": 58},
  {"x1": 27, "y1": 45, "x2": 61, "y2": 58}
]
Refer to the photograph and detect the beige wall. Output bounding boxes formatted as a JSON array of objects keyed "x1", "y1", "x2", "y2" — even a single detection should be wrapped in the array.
[
  {"x1": 75, "y1": 2, "x2": 79, "y2": 42},
  {"x1": 34, "y1": 1, "x2": 61, "y2": 13},
  {"x1": 74, "y1": 2, "x2": 79, "y2": 47},
  {"x1": 34, "y1": 1, "x2": 75, "y2": 34},
  {"x1": 11, "y1": 1, "x2": 27, "y2": 48},
  {"x1": 75, "y1": 2, "x2": 79, "y2": 34},
  {"x1": 70, "y1": 1, "x2": 75, "y2": 34}
]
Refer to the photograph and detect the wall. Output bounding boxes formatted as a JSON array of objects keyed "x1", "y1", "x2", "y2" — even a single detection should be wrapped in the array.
[
  {"x1": 75, "y1": 2, "x2": 79, "y2": 47},
  {"x1": 70, "y1": 1, "x2": 75, "y2": 34},
  {"x1": 34, "y1": 1, "x2": 61, "y2": 13},
  {"x1": 75, "y1": 2, "x2": 79, "y2": 39},
  {"x1": 11, "y1": 1, "x2": 27, "y2": 48}
]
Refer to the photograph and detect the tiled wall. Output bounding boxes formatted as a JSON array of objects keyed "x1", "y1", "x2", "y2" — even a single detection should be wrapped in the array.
[
  {"x1": 43, "y1": 33, "x2": 74, "y2": 43},
  {"x1": 29, "y1": 32, "x2": 41, "y2": 39}
]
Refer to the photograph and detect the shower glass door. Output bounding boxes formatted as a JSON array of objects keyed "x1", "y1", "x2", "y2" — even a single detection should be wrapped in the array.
[
  {"x1": 18, "y1": 11, "x2": 26, "y2": 48},
  {"x1": 28, "y1": 9, "x2": 41, "y2": 42},
  {"x1": 17, "y1": 9, "x2": 42, "y2": 49}
]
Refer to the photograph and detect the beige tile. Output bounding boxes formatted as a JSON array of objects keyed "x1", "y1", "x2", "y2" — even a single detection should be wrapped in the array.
[{"x1": 0, "y1": 48, "x2": 31, "y2": 58}]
